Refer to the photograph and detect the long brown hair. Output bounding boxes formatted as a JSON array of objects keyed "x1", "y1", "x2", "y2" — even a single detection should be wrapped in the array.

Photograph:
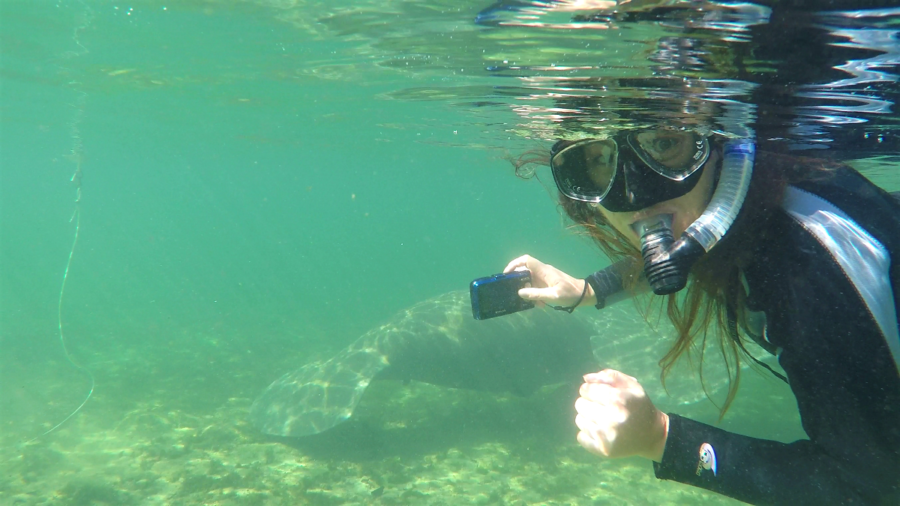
[{"x1": 513, "y1": 146, "x2": 832, "y2": 416}]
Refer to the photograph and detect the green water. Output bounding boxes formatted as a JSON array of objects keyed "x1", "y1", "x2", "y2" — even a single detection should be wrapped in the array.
[{"x1": 2, "y1": 1, "x2": 892, "y2": 504}]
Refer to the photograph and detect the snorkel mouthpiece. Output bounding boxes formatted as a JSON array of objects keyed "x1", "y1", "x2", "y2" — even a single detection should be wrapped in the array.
[
  {"x1": 637, "y1": 140, "x2": 755, "y2": 296},
  {"x1": 634, "y1": 215, "x2": 702, "y2": 295}
]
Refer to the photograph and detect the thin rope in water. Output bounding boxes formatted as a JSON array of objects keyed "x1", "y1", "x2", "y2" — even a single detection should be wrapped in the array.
[
  {"x1": 22, "y1": 112, "x2": 95, "y2": 447},
  {"x1": 19, "y1": 0, "x2": 96, "y2": 445}
]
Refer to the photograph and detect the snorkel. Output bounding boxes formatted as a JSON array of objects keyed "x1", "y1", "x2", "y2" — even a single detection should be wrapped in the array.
[
  {"x1": 634, "y1": 138, "x2": 755, "y2": 294},
  {"x1": 552, "y1": 91, "x2": 758, "y2": 298}
]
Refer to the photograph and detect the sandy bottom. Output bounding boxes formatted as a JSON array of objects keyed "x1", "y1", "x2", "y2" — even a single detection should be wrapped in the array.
[{"x1": 1, "y1": 381, "x2": 743, "y2": 505}]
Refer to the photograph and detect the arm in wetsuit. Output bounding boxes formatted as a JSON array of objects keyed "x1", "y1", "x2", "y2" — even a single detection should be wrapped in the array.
[{"x1": 653, "y1": 169, "x2": 900, "y2": 505}]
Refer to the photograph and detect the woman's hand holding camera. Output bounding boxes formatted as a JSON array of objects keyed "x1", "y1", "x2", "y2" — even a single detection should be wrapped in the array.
[{"x1": 503, "y1": 255, "x2": 595, "y2": 309}]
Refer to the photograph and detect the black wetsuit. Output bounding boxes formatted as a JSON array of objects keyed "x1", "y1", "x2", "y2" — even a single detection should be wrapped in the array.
[{"x1": 651, "y1": 167, "x2": 900, "y2": 504}]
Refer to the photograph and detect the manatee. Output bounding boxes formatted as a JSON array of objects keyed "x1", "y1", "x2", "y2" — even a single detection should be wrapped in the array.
[{"x1": 249, "y1": 291, "x2": 725, "y2": 438}]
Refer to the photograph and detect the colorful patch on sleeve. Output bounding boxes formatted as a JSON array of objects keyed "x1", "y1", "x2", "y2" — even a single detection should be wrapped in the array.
[{"x1": 696, "y1": 442, "x2": 717, "y2": 476}]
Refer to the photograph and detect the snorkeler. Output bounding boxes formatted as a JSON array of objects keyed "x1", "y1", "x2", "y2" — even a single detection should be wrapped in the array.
[{"x1": 503, "y1": 127, "x2": 900, "y2": 504}]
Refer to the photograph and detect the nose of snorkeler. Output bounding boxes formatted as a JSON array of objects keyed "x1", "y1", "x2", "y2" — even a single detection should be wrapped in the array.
[{"x1": 620, "y1": 158, "x2": 656, "y2": 210}]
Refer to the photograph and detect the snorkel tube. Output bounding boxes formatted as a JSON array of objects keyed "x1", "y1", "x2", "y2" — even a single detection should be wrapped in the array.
[{"x1": 634, "y1": 139, "x2": 755, "y2": 295}]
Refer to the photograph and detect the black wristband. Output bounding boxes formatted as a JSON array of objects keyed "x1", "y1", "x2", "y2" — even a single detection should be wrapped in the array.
[
  {"x1": 584, "y1": 276, "x2": 607, "y2": 309},
  {"x1": 585, "y1": 258, "x2": 636, "y2": 310}
]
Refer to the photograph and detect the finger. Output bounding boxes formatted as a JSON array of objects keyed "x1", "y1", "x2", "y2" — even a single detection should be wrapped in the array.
[
  {"x1": 517, "y1": 255, "x2": 547, "y2": 275},
  {"x1": 576, "y1": 397, "x2": 628, "y2": 427},
  {"x1": 583, "y1": 369, "x2": 633, "y2": 387},
  {"x1": 575, "y1": 396, "x2": 608, "y2": 420},
  {"x1": 503, "y1": 255, "x2": 533, "y2": 273},
  {"x1": 588, "y1": 371, "x2": 647, "y2": 403},
  {"x1": 577, "y1": 412, "x2": 621, "y2": 448},
  {"x1": 574, "y1": 412, "x2": 598, "y2": 434},
  {"x1": 577, "y1": 429, "x2": 609, "y2": 457},
  {"x1": 582, "y1": 369, "x2": 615, "y2": 384},
  {"x1": 616, "y1": 370, "x2": 638, "y2": 385},
  {"x1": 574, "y1": 396, "x2": 592, "y2": 415},
  {"x1": 517, "y1": 286, "x2": 560, "y2": 301},
  {"x1": 578, "y1": 382, "x2": 621, "y2": 404}
]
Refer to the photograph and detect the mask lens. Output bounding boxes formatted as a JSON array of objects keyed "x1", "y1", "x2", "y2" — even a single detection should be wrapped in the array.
[
  {"x1": 550, "y1": 140, "x2": 618, "y2": 201},
  {"x1": 631, "y1": 130, "x2": 708, "y2": 179}
]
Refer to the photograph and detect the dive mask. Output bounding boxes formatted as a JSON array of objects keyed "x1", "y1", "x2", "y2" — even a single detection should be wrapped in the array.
[{"x1": 550, "y1": 129, "x2": 711, "y2": 212}]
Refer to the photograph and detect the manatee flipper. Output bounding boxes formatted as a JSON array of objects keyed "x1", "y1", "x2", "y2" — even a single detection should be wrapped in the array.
[{"x1": 249, "y1": 342, "x2": 388, "y2": 437}]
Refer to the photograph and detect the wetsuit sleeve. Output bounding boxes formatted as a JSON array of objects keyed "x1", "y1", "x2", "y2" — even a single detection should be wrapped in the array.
[
  {"x1": 652, "y1": 202, "x2": 900, "y2": 505},
  {"x1": 585, "y1": 258, "x2": 642, "y2": 309},
  {"x1": 653, "y1": 415, "x2": 890, "y2": 505}
]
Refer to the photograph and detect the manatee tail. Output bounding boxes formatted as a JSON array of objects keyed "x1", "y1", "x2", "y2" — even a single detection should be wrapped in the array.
[{"x1": 249, "y1": 341, "x2": 389, "y2": 437}]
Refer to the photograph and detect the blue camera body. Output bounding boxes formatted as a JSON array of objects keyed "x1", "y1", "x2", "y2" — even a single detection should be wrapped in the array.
[{"x1": 469, "y1": 270, "x2": 534, "y2": 320}]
